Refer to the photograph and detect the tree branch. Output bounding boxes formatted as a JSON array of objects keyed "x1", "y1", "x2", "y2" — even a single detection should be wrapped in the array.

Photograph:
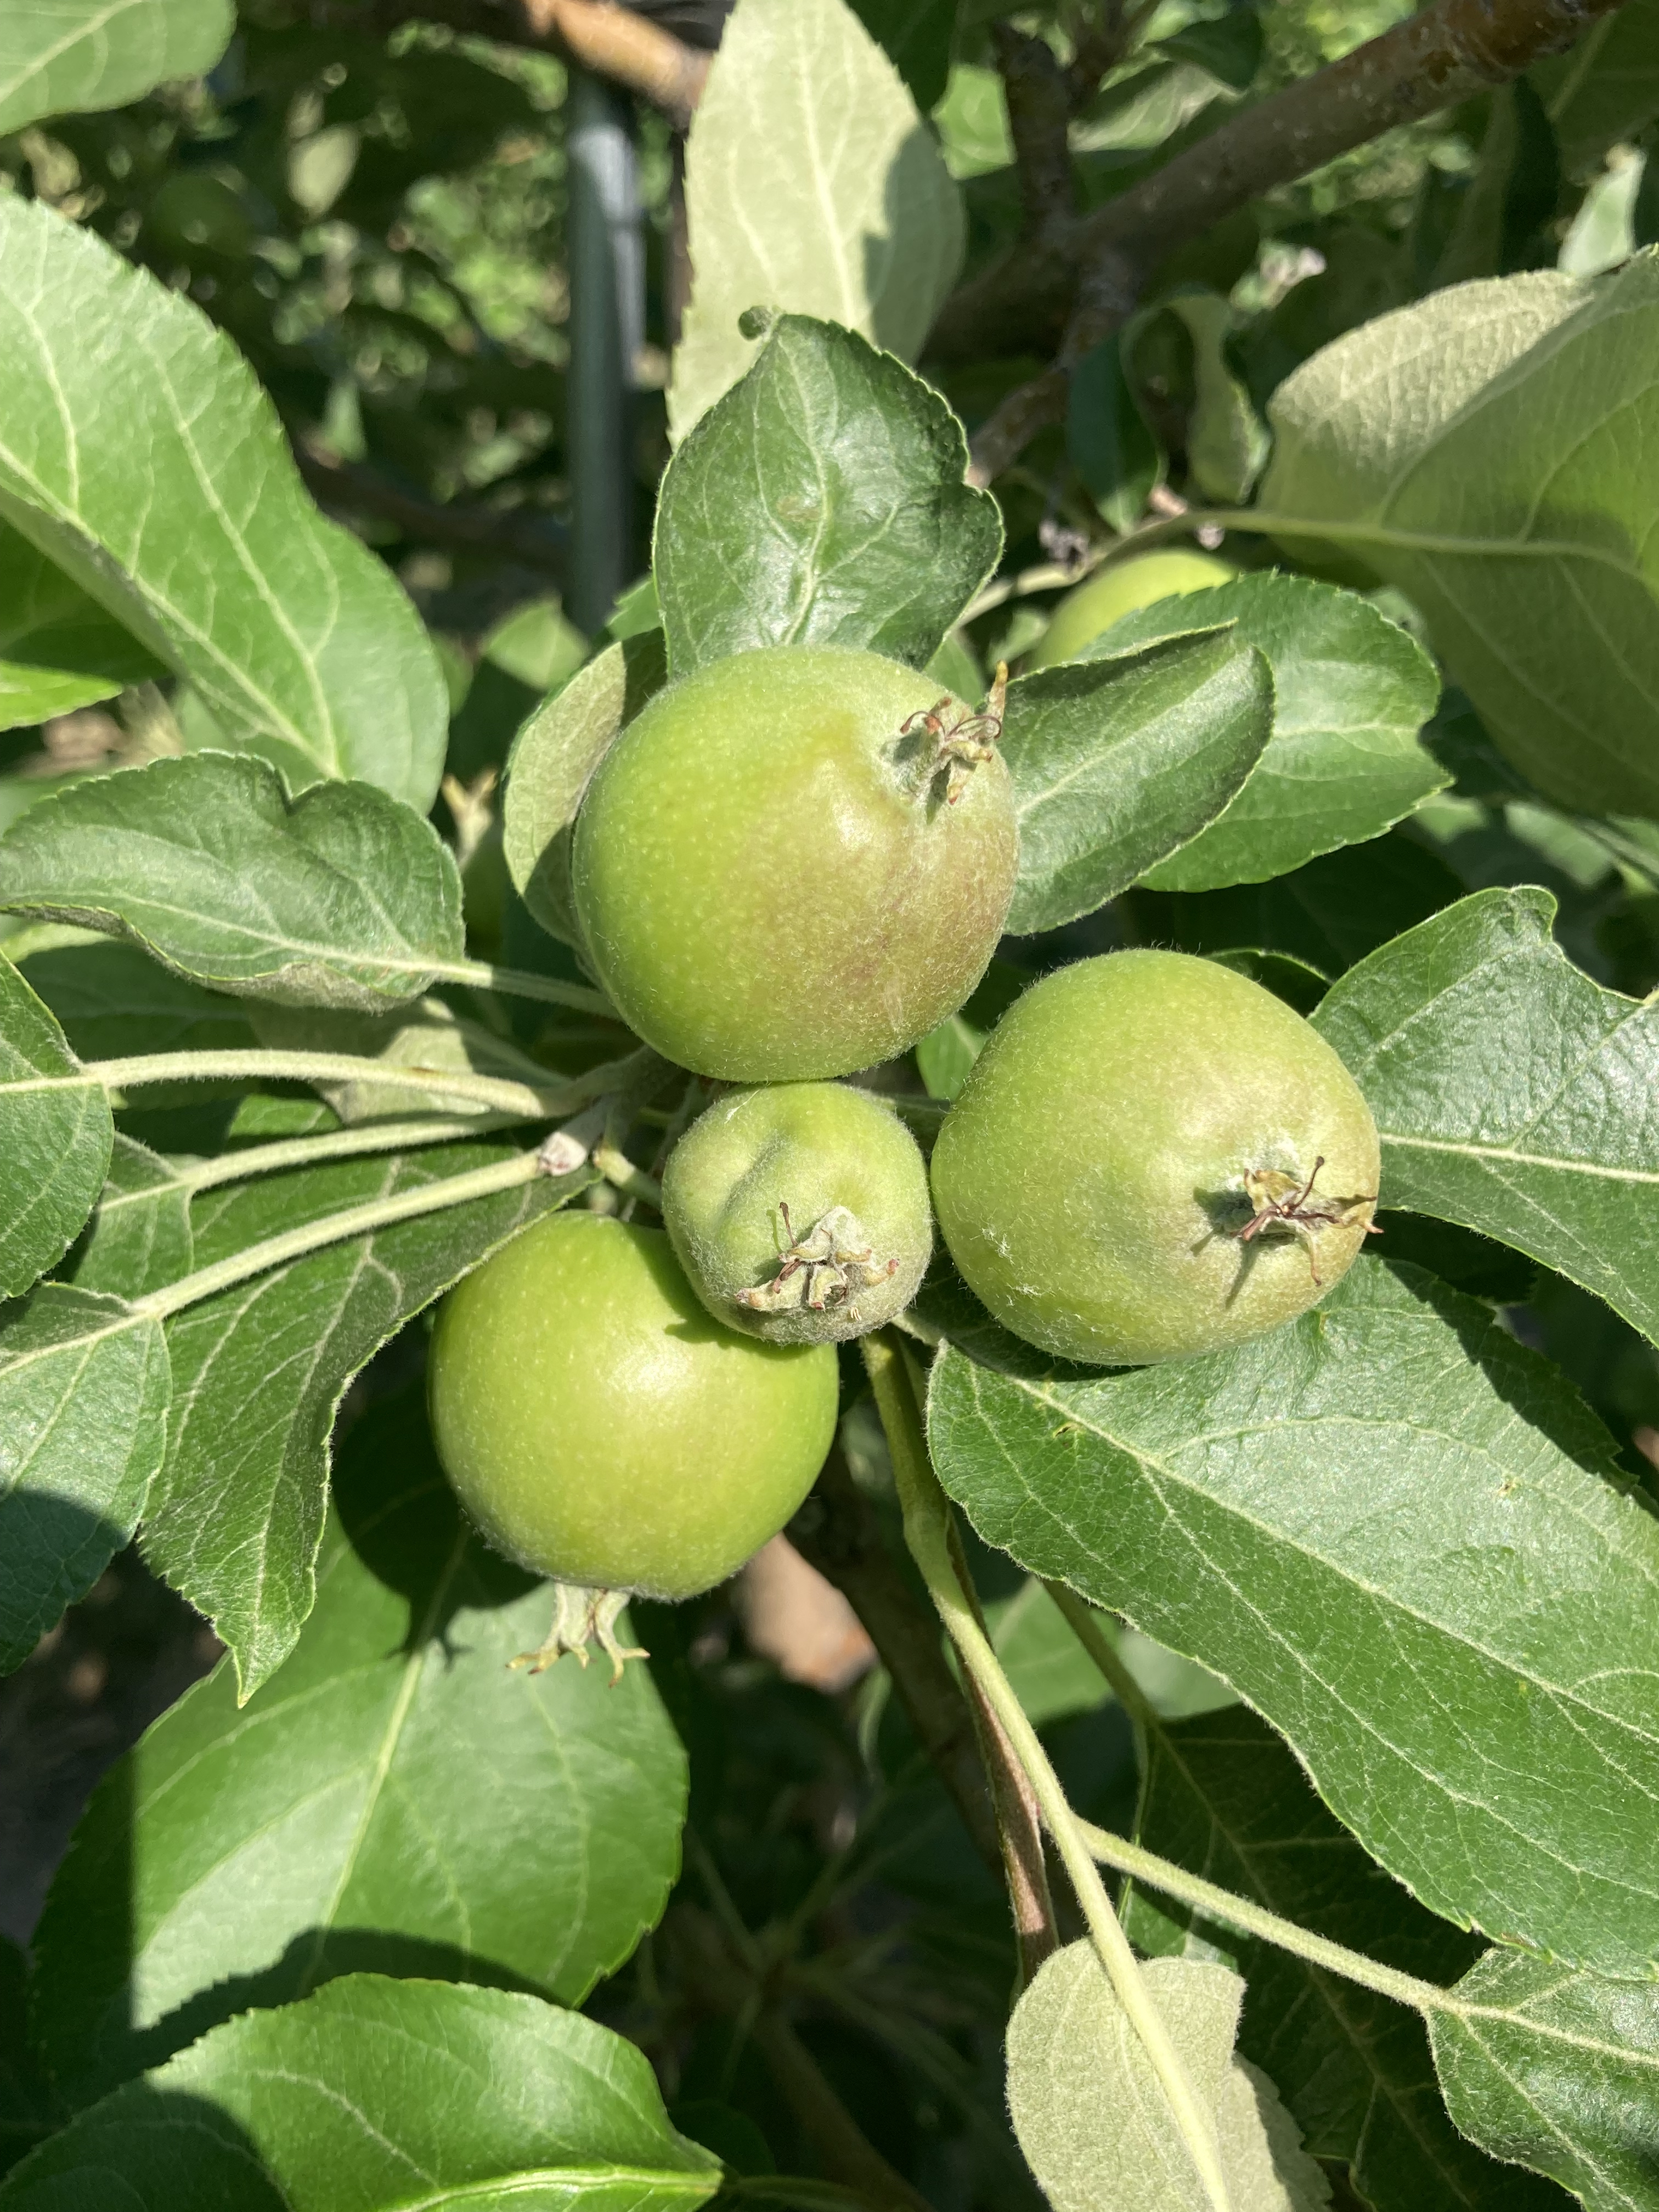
[
  {"x1": 948, "y1": 1517, "x2": 1059, "y2": 1984},
  {"x1": 993, "y1": 22, "x2": 1074, "y2": 236},
  {"x1": 943, "y1": 0, "x2": 1630, "y2": 482},
  {"x1": 788, "y1": 1448, "x2": 1003, "y2": 1883},
  {"x1": 294, "y1": 448, "x2": 569, "y2": 578}
]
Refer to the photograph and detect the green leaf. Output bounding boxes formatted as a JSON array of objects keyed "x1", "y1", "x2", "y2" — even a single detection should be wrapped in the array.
[
  {"x1": 0, "y1": 754, "x2": 465, "y2": 1014},
  {"x1": 143, "y1": 1143, "x2": 594, "y2": 1699},
  {"x1": 846, "y1": 0, "x2": 956, "y2": 113},
  {"x1": 1144, "y1": 291, "x2": 1269, "y2": 507},
  {"x1": 655, "y1": 314, "x2": 1002, "y2": 677},
  {"x1": 1257, "y1": 252, "x2": 1659, "y2": 817},
  {"x1": 928, "y1": 1258, "x2": 1659, "y2": 1978},
  {"x1": 1429, "y1": 1950, "x2": 1659, "y2": 2212},
  {"x1": 1069, "y1": 337, "x2": 1164, "y2": 535},
  {"x1": 1006, "y1": 1944, "x2": 1330, "y2": 2211},
  {"x1": 68, "y1": 1135, "x2": 193, "y2": 1299},
  {"x1": 33, "y1": 1386, "x2": 686, "y2": 2102},
  {"x1": 0, "y1": 1974, "x2": 724, "y2": 2210},
  {"x1": 0, "y1": 0, "x2": 233, "y2": 135},
  {"x1": 503, "y1": 630, "x2": 667, "y2": 948},
  {"x1": 0, "y1": 1284, "x2": 167, "y2": 1673},
  {"x1": 249, "y1": 996, "x2": 560, "y2": 1124},
  {"x1": 14, "y1": 935, "x2": 252, "y2": 1060},
  {"x1": 1126, "y1": 832, "x2": 1465, "y2": 981},
  {"x1": 0, "y1": 950, "x2": 111, "y2": 1296},
  {"x1": 1313, "y1": 887, "x2": 1659, "y2": 1348},
  {"x1": 1532, "y1": 0, "x2": 1659, "y2": 171},
  {"x1": 0, "y1": 1935, "x2": 60, "y2": 2177},
  {"x1": 0, "y1": 524, "x2": 165, "y2": 729},
  {"x1": 667, "y1": 0, "x2": 962, "y2": 441},
  {"x1": 1121, "y1": 1707, "x2": 1566, "y2": 2212},
  {"x1": 989, "y1": 1580, "x2": 1111, "y2": 1729},
  {"x1": 1084, "y1": 577, "x2": 1444, "y2": 891},
  {"x1": 1427, "y1": 83, "x2": 1560, "y2": 291},
  {"x1": 1002, "y1": 633, "x2": 1273, "y2": 936},
  {"x1": 916, "y1": 957, "x2": 1027, "y2": 1102},
  {"x1": 0, "y1": 196, "x2": 446, "y2": 812}
]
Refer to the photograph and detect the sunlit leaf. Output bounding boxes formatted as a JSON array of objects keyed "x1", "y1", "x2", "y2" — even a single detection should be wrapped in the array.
[
  {"x1": 0, "y1": 1975, "x2": 724, "y2": 2210},
  {"x1": 0, "y1": 196, "x2": 446, "y2": 810},
  {"x1": 34, "y1": 1388, "x2": 685, "y2": 2102},
  {"x1": 669, "y1": 0, "x2": 962, "y2": 440},
  {"x1": 929, "y1": 1259, "x2": 1659, "y2": 1977},
  {"x1": 0, "y1": 754, "x2": 465, "y2": 1013}
]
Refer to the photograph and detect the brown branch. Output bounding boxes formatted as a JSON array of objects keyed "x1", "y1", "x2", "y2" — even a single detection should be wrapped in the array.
[
  {"x1": 295, "y1": 0, "x2": 710, "y2": 123},
  {"x1": 792, "y1": 1434, "x2": 1062, "y2": 1990},
  {"x1": 527, "y1": 0, "x2": 709, "y2": 122},
  {"x1": 295, "y1": 448, "x2": 569, "y2": 577},
  {"x1": 789, "y1": 1449, "x2": 1003, "y2": 1883},
  {"x1": 992, "y1": 21, "x2": 1074, "y2": 235},
  {"x1": 942, "y1": 0, "x2": 1631, "y2": 482},
  {"x1": 665, "y1": 1894, "x2": 932, "y2": 2212},
  {"x1": 762, "y1": 2014, "x2": 935, "y2": 2212},
  {"x1": 948, "y1": 1520, "x2": 1059, "y2": 1985}
]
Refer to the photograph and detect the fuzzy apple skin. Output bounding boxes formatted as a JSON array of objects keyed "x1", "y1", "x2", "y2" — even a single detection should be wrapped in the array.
[
  {"x1": 663, "y1": 1081, "x2": 932, "y2": 1344},
  {"x1": 571, "y1": 645, "x2": 1018, "y2": 1080},
  {"x1": 930, "y1": 951, "x2": 1380, "y2": 1365},
  {"x1": 428, "y1": 1212, "x2": 838, "y2": 1599},
  {"x1": 1027, "y1": 550, "x2": 1238, "y2": 669}
]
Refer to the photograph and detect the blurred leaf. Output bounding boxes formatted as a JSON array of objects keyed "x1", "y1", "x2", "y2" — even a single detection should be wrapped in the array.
[
  {"x1": 669, "y1": 0, "x2": 963, "y2": 441},
  {"x1": 0, "y1": 755, "x2": 464, "y2": 1014},
  {"x1": 847, "y1": 0, "x2": 957, "y2": 112},
  {"x1": 656, "y1": 314, "x2": 1001, "y2": 675},
  {"x1": 14, "y1": 938, "x2": 253, "y2": 1061},
  {"x1": 1003, "y1": 633, "x2": 1272, "y2": 934},
  {"x1": 1558, "y1": 150, "x2": 1646, "y2": 275},
  {"x1": 0, "y1": 1936, "x2": 60, "y2": 2177},
  {"x1": 0, "y1": 197, "x2": 447, "y2": 811},
  {"x1": 0, "y1": 1285, "x2": 167, "y2": 1674},
  {"x1": 0, "y1": 0, "x2": 233, "y2": 134},
  {"x1": 34, "y1": 1387, "x2": 686, "y2": 2103},
  {"x1": 1429, "y1": 83, "x2": 1560, "y2": 287},
  {"x1": 0, "y1": 1975, "x2": 724, "y2": 2209},
  {"x1": 1144, "y1": 291, "x2": 1269, "y2": 505},
  {"x1": 988, "y1": 1580, "x2": 1110, "y2": 1728},
  {"x1": 929, "y1": 1259, "x2": 1659, "y2": 1977},
  {"x1": 916, "y1": 956, "x2": 1026, "y2": 1101},
  {"x1": 1126, "y1": 831, "x2": 1465, "y2": 979},
  {"x1": 1314, "y1": 888, "x2": 1659, "y2": 1346},
  {"x1": 143, "y1": 1145, "x2": 594, "y2": 1700},
  {"x1": 1259, "y1": 253, "x2": 1659, "y2": 817},
  {"x1": 1158, "y1": 13, "x2": 1263, "y2": 93},
  {"x1": 1121, "y1": 1707, "x2": 1562, "y2": 2212},
  {"x1": 1429, "y1": 1949, "x2": 1659, "y2": 2211},
  {"x1": 0, "y1": 950, "x2": 111, "y2": 1296},
  {"x1": 1202, "y1": 949, "x2": 1327, "y2": 1014},
  {"x1": 1532, "y1": 0, "x2": 1659, "y2": 171},
  {"x1": 0, "y1": 525, "x2": 164, "y2": 729},
  {"x1": 1069, "y1": 337, "x2": 1164, "y2": 534},
  {"x1": 1087, "y1": 576, "x2": 1444, "y2": 890},
  {"x1": 1006, "y1": 1945, "x2": 1329, "y2": 2211},
  {"x1": 933, "y1": 60, "x2": 1012, "y2": 177},
  {"x1": 503, "y1": 630, "x2": 667, "y2": 949}
]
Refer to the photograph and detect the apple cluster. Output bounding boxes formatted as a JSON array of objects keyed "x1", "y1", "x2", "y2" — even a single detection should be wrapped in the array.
[{"x1": 428, "y1": 573, "x2": 1380, "y2": 1647}]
